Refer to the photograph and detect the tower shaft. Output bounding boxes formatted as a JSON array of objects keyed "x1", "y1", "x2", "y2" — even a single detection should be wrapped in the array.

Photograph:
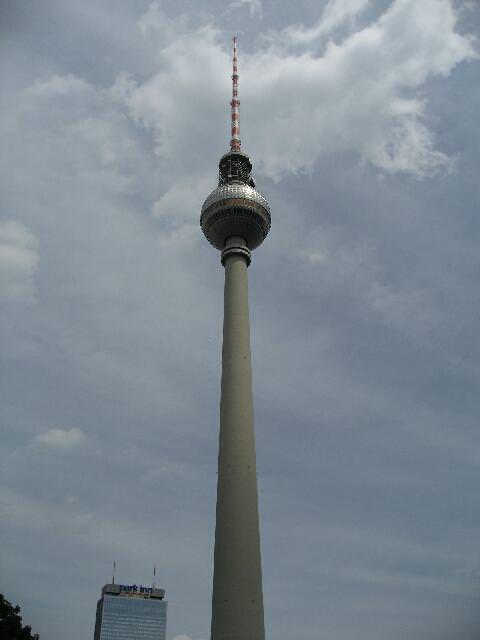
[{"x1": 211, "y1": 238, "x2": 265, "y2": 640}]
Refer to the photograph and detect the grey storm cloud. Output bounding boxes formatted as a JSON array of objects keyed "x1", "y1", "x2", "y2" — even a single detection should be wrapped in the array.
[{"x1": 1, "y1": 1, "x2": 480, "y2": 639}]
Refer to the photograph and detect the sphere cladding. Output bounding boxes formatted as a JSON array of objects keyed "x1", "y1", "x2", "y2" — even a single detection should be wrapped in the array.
[{"x1": 200, "y1": 183, "x2": 271, "y2": 251}]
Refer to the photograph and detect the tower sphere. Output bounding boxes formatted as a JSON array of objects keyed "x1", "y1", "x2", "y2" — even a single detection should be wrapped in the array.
[{"x1": 200, "y1": 150, "x2": 271, "y2": 252}]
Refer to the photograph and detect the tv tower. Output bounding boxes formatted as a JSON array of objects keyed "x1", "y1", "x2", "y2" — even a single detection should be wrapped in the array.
[{"x1": 200, "y1": 37, "x2": 271, "y2": 640}]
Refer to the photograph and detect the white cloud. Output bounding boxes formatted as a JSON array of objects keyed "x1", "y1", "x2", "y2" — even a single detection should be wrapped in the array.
[
  {"x1": 367, "y1": 281, "x2": 434, "y2": 339},
  {"x1": 146, "y1": 462, "x2": 187, "y2": 479},
  {"x1": 321, "y1": 0, "x2": 370, "y2": 32},
  {"x1": 125, "y1": 0, "x2": 476, "y2": 181},
  {"x1": 113, "y1": 23, "x2": 225, "y2": 171},
  {"x1": 0, "y1": 220, "x2": 39, "y2": 302},
  {"x1": 229, "y1": 0, "x2": 263, "y2": 18},
  {"x1": 0, "y1": 487, "x2": 93, "y2": 536},
  {"x1": 244, "y1": 0, "x2": 477, "y2": 178},
  {"x1": 32, "y1": 428, "x2": 87, "y2": 451},
  {"x1": 137, "y1": 1, "x2": 187, "y2": 39},
  {"x1": 283, "y1": 0, "x2": 371, "y2": 44},
  {"x1": 0, "y1": 59, "x2": 222, "y2": 419},
  {"x1": 24, "y1": 73, "x2": 93, "y2": 100}
]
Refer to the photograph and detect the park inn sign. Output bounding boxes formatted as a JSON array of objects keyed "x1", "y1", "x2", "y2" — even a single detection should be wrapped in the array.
[
  {"x1": 102, "y1": 583, "x2": 166, "y2": 600},
  {"x1": 119, "y1": 584, "x2": 153, "y2": 594}
]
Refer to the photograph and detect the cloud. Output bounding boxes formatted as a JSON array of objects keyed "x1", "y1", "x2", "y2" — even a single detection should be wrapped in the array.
[
  {"x1": 24, "y1": 73, "x2": 93, "y2": 100},
  {"x1": 123, "y1": 0, "x2": 476, "y2": 181},
  {"x1": 283, "y1": 0, "x2": 371, "y2": 44},
  {"x1": 112, "y1": 23, "x2": 225, "y2": 174},
  {"x1": 0, "y1": 59, "x2": 223, "y2": 424},
  {"x1": 0, "y1": 487, "x2": 93, "y2": 537},
  {"x1": 0, "y1": 220, "x2": 38, "y2": 302},
  {"x1": 31, "y1": 428, "x2": 86, "y2": 451},
  {"x1": 367, "y1": 281, "x2": 434, "y2": 339},
  {"x1": 229, "y1": 0, "x2": 263, "y2": 18},
  {"x1": 151, "y1": 176, "x2": 212, "y2": 223},
  {"x1": 137, "y1": 1, "x2": 189, "y2": 44},
  {"x1": 244, "y1": 0, "x2": 477, "y2": 178}
]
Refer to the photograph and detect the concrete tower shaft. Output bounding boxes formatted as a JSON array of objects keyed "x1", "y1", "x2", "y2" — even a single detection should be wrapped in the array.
[{"x1": 211, "y1": 236, "x2": 265, "y2": 640}]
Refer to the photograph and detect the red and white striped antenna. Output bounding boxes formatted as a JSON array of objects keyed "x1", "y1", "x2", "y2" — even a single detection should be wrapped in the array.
[{"x1": 230, "y1": 36, "x2": 241, "y2": 151}]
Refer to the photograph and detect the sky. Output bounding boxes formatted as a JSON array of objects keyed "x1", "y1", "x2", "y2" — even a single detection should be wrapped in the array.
[{"x1": 1, "y1": 0, "x2": 480, "y2": 639}]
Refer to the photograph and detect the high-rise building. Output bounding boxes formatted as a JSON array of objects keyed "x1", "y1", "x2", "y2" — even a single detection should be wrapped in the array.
[
  {"x1": 93, "y1": 583, "x2": 167, "y2": 640},
  {"x1": 200, "y1": 37, "x2": 271, "y2": 640}
]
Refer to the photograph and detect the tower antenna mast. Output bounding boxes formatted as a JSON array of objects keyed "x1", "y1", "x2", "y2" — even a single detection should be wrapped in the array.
[{"x1": 230, "y1": 36, "x2": 241, "y2": 151}]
